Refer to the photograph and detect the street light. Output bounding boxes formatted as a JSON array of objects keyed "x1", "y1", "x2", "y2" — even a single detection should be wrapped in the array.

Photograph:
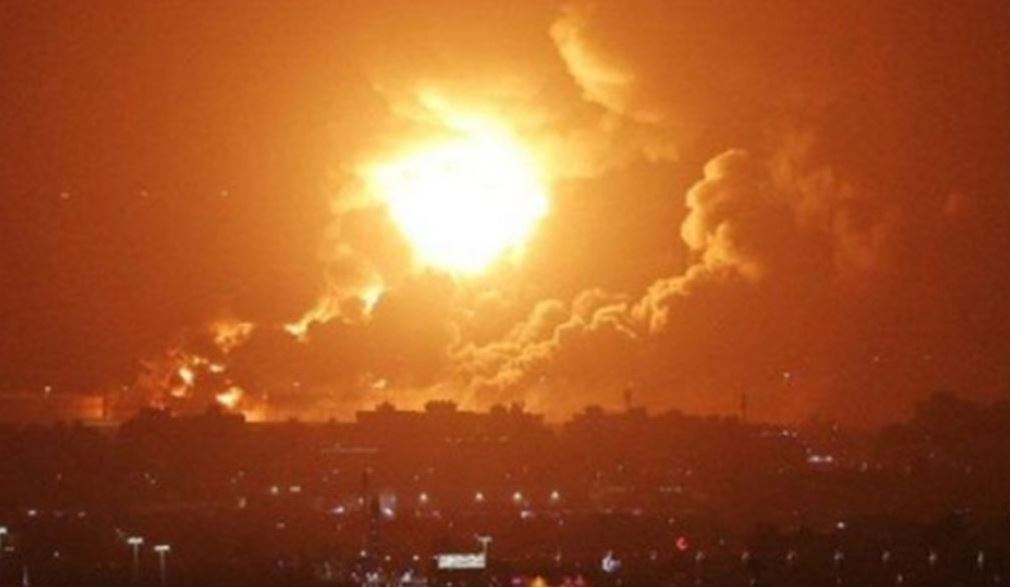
[
  {"x1": 127, "y1": 536, "x2": 144, "y2": 583},
  {"x1": 0, "y1": 527, "x2": 7, "y2": 583},
  {"x1": 153, "y1": 544, "x2": 171, "y2": 587}
]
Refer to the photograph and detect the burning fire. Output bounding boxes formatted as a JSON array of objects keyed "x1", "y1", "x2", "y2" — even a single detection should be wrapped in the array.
[
  {"x1": 285, "y1": 284, "x2": 385, "y2": 340},
  {"x1": 369, "y1": 109, "x2": 549, "y2": 275},
  {"x1": 211, "y1": 319, "x2": 254, "y2": 354},
  {"x1": 215, "y1": 386, "x2": 244, "y2": 410}
]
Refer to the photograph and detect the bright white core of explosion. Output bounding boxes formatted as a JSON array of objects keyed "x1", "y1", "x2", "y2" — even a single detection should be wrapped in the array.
[{"x1": 371, "y1": 121, "x2": 549, "y2": 274}]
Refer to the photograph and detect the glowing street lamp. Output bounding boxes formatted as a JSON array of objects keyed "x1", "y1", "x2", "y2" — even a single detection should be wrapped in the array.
[
  {"x1": 153, "y1": 544, "x2": 171, "y2": 587},
  {"x1": 0, "y1": 527, "x2": 7, "y2": 581},
  {"x1": 127, "y1": 536, "x2": 144, "y2": 583}
]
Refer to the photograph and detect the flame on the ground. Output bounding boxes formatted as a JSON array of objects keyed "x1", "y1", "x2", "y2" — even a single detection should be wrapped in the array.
[
  {"x1": 211, "y1": 319, "x2": 254, "y2": 354},
  {"x1": 215, "y1": 386, "x2": 244, "y2": 409},
  {"x1": 177, "y1": 365, "x2": 196, "y2": 388},
  {"x1": 135, "y1": 330, "x2": 269, "y2": 420}
]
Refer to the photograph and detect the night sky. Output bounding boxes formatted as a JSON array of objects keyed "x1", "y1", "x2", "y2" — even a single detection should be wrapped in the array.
[{"x1": 2, "y1": 1, "x2": 1009, "y2": 425}]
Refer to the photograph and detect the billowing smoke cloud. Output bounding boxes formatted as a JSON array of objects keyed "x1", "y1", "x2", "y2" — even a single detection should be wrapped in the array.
[
  {"x1": 440, "y1": 0, "x2": 1008, "y2": 425},
  {"x1": 17, "y1": 0, "x2": 1004, "y2": 426},
  {"x1": 452, "y1": 140, "x2": 895, "y2": 418}
]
